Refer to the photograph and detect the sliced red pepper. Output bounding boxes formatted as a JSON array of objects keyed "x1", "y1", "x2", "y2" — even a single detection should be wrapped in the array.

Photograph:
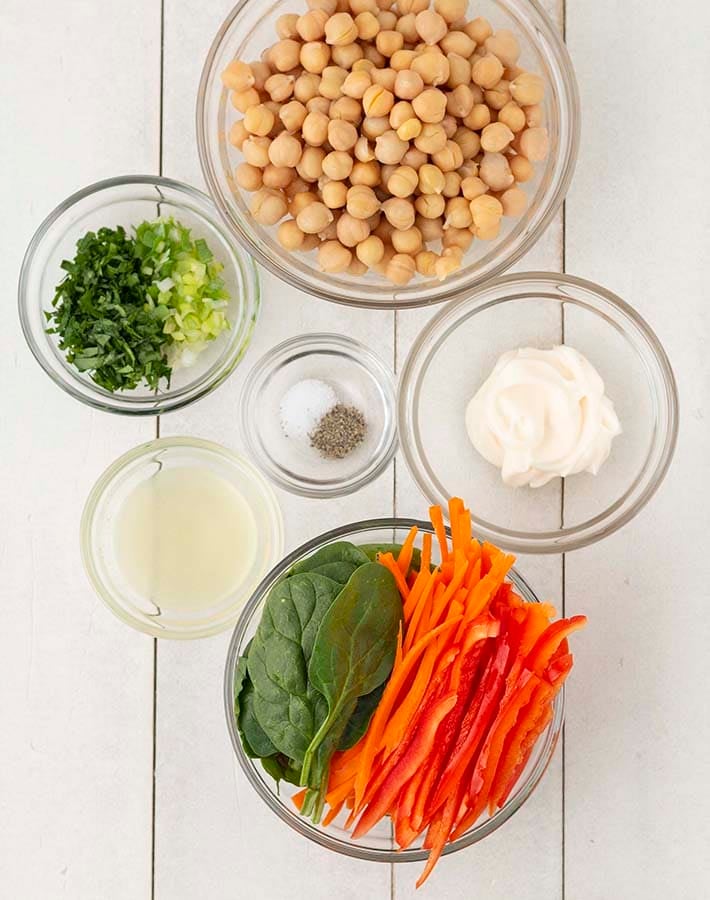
[
  {"x1": 526, "y1": 615, "x2": 587, "y2": 676},
  {"x1": 496, "y1": 703, "x2": 554, "y2": 808},
  {"x1": 546, "y1": 651, "x2": 574, "y2": 685},
  {"x1": 416, "y1": 789, "x2": 461, "y2": 888}
]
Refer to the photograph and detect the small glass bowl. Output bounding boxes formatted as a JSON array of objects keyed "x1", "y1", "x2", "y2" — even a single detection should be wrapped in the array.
[
  {"x1": 398, "y1": 273, "x2": 679, "y2": 554},
  {"x1": 240, "y1": 334, "x2": 398, "y2": 497},
  {"x1": 81, "y1": 437, "x2": 283, "y2": 639},
  {"x1": 197, "y1": 0, "x2": 579, "y2": 309},
  {"x1": 18, "y1": 175, "x2": 260, "y2": 415},
  {"x1": 224, "y1": 519, "x2": 563, "y2": 861}
]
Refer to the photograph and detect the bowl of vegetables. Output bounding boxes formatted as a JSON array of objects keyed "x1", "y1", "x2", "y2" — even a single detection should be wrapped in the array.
[
  {"x1": 18, "y1": 175, "x2": 260, "y2": 415},
  {"x1": 225, "y1": 500, "x2": 585, "y2": 885}
]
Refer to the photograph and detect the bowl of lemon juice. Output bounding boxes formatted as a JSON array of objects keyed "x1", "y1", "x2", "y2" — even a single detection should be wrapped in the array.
[{"x1": 81, "y1": 437, "x2": 283, "y2": 638}]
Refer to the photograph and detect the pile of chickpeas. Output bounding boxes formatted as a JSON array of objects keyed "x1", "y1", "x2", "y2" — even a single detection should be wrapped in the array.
[{"x1": 222, "y1": 0, "x2": 549, "y2": 285}]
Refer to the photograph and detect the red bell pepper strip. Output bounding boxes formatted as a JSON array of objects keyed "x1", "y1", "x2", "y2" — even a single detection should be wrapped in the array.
[
  {"x1": 415, "y1": 789, "x2": 461, "y2": 888},
  {"x1": 496, "y1": 704, "x2": 554, "y2": 808},
  {"x1": 352, "y1": 691, "x2": 458, "y2": 839},
  {"x1": 546, "y1": 652, "x2": 574, "y2": 685},
  {"x1": 526, "y1": 615, "x2": 587, "y2": 676}
]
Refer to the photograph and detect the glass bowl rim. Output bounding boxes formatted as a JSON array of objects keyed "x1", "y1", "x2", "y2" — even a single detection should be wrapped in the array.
[
  {"x1": 196, "y1": 0, "x2": 580, "y2": 310},
  {"x1": 80, "y1": 435, "x2": 284, "y2": 639},
  {"x1": 224, "y1": 516, "x2": 564, "y2": 862},
  {"x1": 397, "y1": 271, "x2": 680, "y2": 553},
  {"x1": 240, "y1": 332, "x2": 399, "y2": 498},
  {"x1": 18, "y1": 174, "x2": 261, "y2": 416}
]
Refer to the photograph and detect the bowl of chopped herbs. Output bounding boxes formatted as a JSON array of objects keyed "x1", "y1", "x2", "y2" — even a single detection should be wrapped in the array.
[{"x1": 19, "y1": 175, "x2": 260, "y2": 414}]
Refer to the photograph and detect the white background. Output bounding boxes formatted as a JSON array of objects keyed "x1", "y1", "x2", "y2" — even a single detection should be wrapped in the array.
[{"x1": 1, "y1": 0, "x2": 708, "y2": 897}]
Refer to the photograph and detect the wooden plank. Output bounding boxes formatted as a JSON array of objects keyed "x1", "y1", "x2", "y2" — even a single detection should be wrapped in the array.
[
  {"x1": 155, "y1": 2, "x2": 394, "y2": 896},
  {"x1": 564, "y1": 0, "x2": 709, "y2": 896},
  {"x1": 0, "y1": 2, "x2": 160, "y2": 897}
]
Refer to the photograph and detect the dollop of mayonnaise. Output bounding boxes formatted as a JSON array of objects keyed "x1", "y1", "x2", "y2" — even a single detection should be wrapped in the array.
[{"x1": 465, "y1": 346, "x2": 622, "y2": 488}]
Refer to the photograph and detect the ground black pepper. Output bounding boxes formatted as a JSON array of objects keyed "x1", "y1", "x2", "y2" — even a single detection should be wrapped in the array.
[{"x1": 309, "y1": 404, "x2": 367, "y2": 459}]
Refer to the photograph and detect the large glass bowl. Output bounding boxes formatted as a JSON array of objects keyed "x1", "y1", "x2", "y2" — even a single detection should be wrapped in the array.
[
  {"x1": 197, "y1": 0, "x2": 579, "y2": 309},
  {"x1": 224, "y1": 519, "x2": 564, "y2": 862},
  {"x1": 397, "y1": 273, "x2": 679, "y2": 553},
  {"x1": 18, "y1": 175, "x2": 260, "y2": 415}
]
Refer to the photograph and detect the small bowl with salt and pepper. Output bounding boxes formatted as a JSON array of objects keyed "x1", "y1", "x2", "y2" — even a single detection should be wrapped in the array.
[{"x1": 239, "y1": 333, "x2": 397, "y2": 498}]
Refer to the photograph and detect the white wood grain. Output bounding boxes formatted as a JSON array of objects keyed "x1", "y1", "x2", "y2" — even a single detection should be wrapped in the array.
[
  {"x1": 565, "y1": 1, "x2": 710, "y2": 896},
  {"x1": 0, "y1": 2, "x2": 160, "y2": 897}
]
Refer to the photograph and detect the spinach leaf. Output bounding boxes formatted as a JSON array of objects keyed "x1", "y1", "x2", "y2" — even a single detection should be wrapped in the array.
[
  {"x1": 304, "y1": 561, "x2": 361, "y2": 584},
  {"x1": 358, "y1": 542, "x2": 422, "y2": 571},
  {"x1": 261, "y1": 754, "x2": 302, "y2": 786},
  {"x1": 301, "y1": 562, "x2": 402, "y2": 790},
  {"x1": 339, "y1": 682, "x2": 386, "y2": 750},
  {"x1": 234, "y1": 647, "x2": 279, "y2": 759},
  {"x1": 288, "y1": 542, "x2": 369, "y2": 577}
]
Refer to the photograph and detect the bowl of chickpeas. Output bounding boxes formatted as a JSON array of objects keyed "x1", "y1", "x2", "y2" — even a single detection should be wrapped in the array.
[{"x1": 198, "y1": 0, "x2": 579, "y2": 308}]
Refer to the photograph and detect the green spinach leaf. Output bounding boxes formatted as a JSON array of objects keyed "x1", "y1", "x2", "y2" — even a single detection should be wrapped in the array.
[{"x1": 288, "y1": 542, "x2": 370, "y2": 577}]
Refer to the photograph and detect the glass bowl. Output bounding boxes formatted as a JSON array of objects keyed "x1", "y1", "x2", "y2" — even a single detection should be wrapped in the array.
[
  {"x1": 240, "y1": 333, "x2": 398, "y2": 497},
  {"x1": 18, "y1": 175, "x2": 260, "y2": 415},
  {"x1": 224, "y1": 518, "x2": 564, "y2": 861},
  {"x1": 81, "y1": 437, "x2": 283, "y2": 639},
  {"x1": 398, "y1": 273, "x2": 679, "y2": 554},
  {"x1": 197, "y1": 0, "x2": 579, "y2": 309}
]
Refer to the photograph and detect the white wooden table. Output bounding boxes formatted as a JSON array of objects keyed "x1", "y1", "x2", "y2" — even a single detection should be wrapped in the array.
[{"x1": 2, "y1": 1, "x2": 708, "y2": 897}]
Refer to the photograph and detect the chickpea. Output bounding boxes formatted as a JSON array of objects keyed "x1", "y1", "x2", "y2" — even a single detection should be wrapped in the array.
[
  {"x1": 299, "y1": 233, "x2": 320, "y2": 251},
  {"x1": 362, "y1": 84, "x2": 395, "y2": 117},
  {"x1": 332, "y1": 42, "x2": 364, "y2": 68},
  {"x1": 435, "y1": 246, "x2": 463, "y2": 279},
  {"x1": 251, "y1": 188, "x2": 288, "y2": 225},
  {"x1": 319, "y1": 65, "x2": 348, "y2": 99},
  {"x1": 352, "y1": 58, "x2": 375, "y2": 72},
  {"x1": 379, "y1": 163, "x2": 398, "y2": 186},
  {"x1": 284, "y1": 177, "x2": 310, "y2": 199},
  {"x1": 295, "y1": 146, "x2": 326, "y2": 182},
  {"x1": 347, "y1": 256, "x2": 368, "y2": 275},
  {"x1": 276, "y1": 13, "x2": 299, "y2": 39},
  {"x1": 485, "y1": 80, "x2": 511, "y2": 111},
  {"x1": 307, "y1": 95, "x2": 331, "y2": 115},
  {"x1": 397, "y1": 118, "x2": 422, "y2": 141},
  {"x1": 446, "y1": 84, "x2": 475, "y2": 118},
  {"x1": 268, "y1": 131, "x2": 302, "y2": 167},
  {"x1": 439, "y1": 30, "x2": 475, "y2": 57},
  {"x1": 509, "y1": 72, "x2": 544, "y2": 108},
  {"x1": 415, "y1": 9, "x2": 447, "y2": 44},
  {"x1": 418, "y1": 163, "x2": 445, "y2": 194},
  {"x1": 412, "y1": 51, "x2": 450, "y2": 86},
  {"x1": 464, "y1": 103, "x2": 491, "y2": 130},
  {"x1": 363, "y1": 44, "x2": 386, "y2": 67},
  {"x1": 475, "y1": 219, "x2": 500, "y2": 240},
  {"x1": 355, "y1": 10, "x2": 380, "y2": 39},
  {"x1": 442, "y1": 171, "x2": 461, "y2": 198},
  {"x1": 322, "y1": 179, "x2": 348, "y2": 208},
  {"x1": 356, "y1": 234, "x2": 385, "y2": 266},
  {"x1": 447, "y1": 53, "x2": 472, "y2": 89},
  {"x1": 309, "y1": 0, "x2": 338, "y2": 14},
  {"x1": 347, "y1": 183, "x2": 380, "y2": 218},
  {"x1": 222, "y1": 60, "x2": 255, "y2": 92},
  {"x1": 374, "y1": 217, "x2": 396, "y2": 243},
  {"x1": 297, "y1": 8, "x2": 329, "y2": 41},
  {"x1": 250, "y1": 60, "x2": 271, "y2": 91},
  {"x1": 481, "y1": 122, "x2": 514, "y2": 153},
  {"x1": 354, "y1": 135, "x2": 375, "y2": 162},
  {"x1": 376, "y1": 29, "x2": 404, "y2": 56},
  {"x1": 519, "y1": 126, "x2": 549, "y2": 161},
  {"x1": 269, "y1": 39, "x2": 301, "y2": 72},
  {"x1": 395, "y1": 13, "x2": 418, "y2": 43},
  {"x1": 402, "y1": 146, "x2": 427, "y2": 169},
  {"x1": 479, "y1": 151, "x2": 514, "y2": 190},
  {"x1": 297, "y1": 201, "x2": 334, "y2": 233},
  {"x1": 330, "y1": 96, "x2": 362, "y2": 122},
  {"x1": 389, "y1": 100, "x2": 414, "y2": 129},
  {"x1": 498, "y1": 101, "x2": 526, "y2": 133},
  {"x1": 465, "y1": 16, "x2": 492, "y2": 45},
  {"x1": 414, "y1": 122, "x2": 447, "y2": 153},
  {"x1": 318, "y1": 239, "x2": 352, "y2": 272},
  {"x1": 416, "y1": 211, "x2": 444, "y2": 237},
  {"x1": 484, "y1": 29, "x2": 520, "y2": 67},
  {"x1": 277, "y1": 219, "x2": 305, "y2": 250},
  {"x1": 342, "y1": 69, "x2": 371, "y2": 99},
  {"x1": 444, "y1": 196, "x2": 472, "y2": 229},
  {"x1": 387, "y1": 165, "x2": 419, "y2": 198},
  {"x1": 500, "y1": 186, "x2": 527, "y2": 217},
  {"x1": 524, "y1": 104, "x2": 544, "y2": 128},
  {"x1": 470, "y1": 193, "x2": 503, "y2": 230},
  {"x1": 398, "y1": 0, "x2": 429, "y2": 13},
  {"x1": 391, "y1": 225, "x2": 422, "y2": 254},
  {"x1": 472, "y1": 54, "x2": 504, "y2": 89},
  {"x1": 279, "y1": 100, "x2": 308, "y2": 133},
  {"x1": 390, "y1": 49, "x2": 417, "y2": 71},
  {"x1": 289, "y1": 190, "x2": 318, "y2": 216},
  {"x1": 263, "y1": 73, "x2": 293, "y2": 103},
  {"x1": 235, "y1": 163, "x2": 263, "y2": 191},
  {"x1": 263, "y1": 165, "x2": 295, "y2": 189},
  {"x1": 461, "y1": 175, "x2": 488, "y2": 200},
  {"x1": 325, "y1": 12, "x2": 358, "y2": 45},
  {"x1": 371, "y1": 67, "x2": 397, "y2": 92},
  {"x1": 228, "y1": 120, "x2": 249, "y2": 149},
  {"x1": 382, "y1": 197, "x2": 415, "y2": 230},
  {"x1": 440, "y1": 114, "x2": 457, "y2": 138},
  {"x1": 374, "y1": 130, "x2": 408, "y2": 164},
  {"x1": 300, "y1": 42, "x2": 331, "y2": 74},
  {"x1": 230, "y1": 87, "x2": 260, "y2": 113},
  {"x1": 294, "y1": 73, "x2": 322, "y2": 103},
  {"x1": 431, "y1": 140, "x2": 464, "y2": 172},
  {"x1": 510, "y1": 154, "x2": 534, "y2": 182},
  {"x1": 415, "y1": 249, "x2": 438, "y2": 276},
  {"x1": 337, "y1": 212, "x2": 370, "y2": 246},
  {"x1": 413, "y1": 88, "x2": 448, "y2": 124},
  {"x1": 328, "y1": 119, "x2": 358, "y2": 150},
  {"x1": 243, "y1": 136, "x2": 272, "y2": 167},
  {"x1": 442, "y1": 227, "x2": 473, "y2": 251},
  {"x1": 453, "y1": 126, "x2": 481, "y2": 159},
  {"x1": 350, "y1": 159, "x2": 381, "y2": 185},
  {"x1": 394, "y1": 69, "x2": 424, "y2": 101},
  {"x1": 322, "y1": 149, "x2": 354, "y2": 179},
  {"x1": 386, "y1": 253, "x2": 416, "y2": 284},
  {"x1": 302, "y1": 110, "x2": 329, "y2": 146}
]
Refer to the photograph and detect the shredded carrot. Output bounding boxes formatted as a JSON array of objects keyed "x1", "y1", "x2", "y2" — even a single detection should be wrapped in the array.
[
  {"x1": 397, "y1": 525, "x2": 418, "y2": 575},
  {"x1": 429, "y1": 504, "x2": 450, "y2": 562},
  {"x1": 292, "y1": 788, "x2": 307, "y2": 811},
  {"x1": 378, "y1": 552, "x2": 411, "y2": 600}
]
